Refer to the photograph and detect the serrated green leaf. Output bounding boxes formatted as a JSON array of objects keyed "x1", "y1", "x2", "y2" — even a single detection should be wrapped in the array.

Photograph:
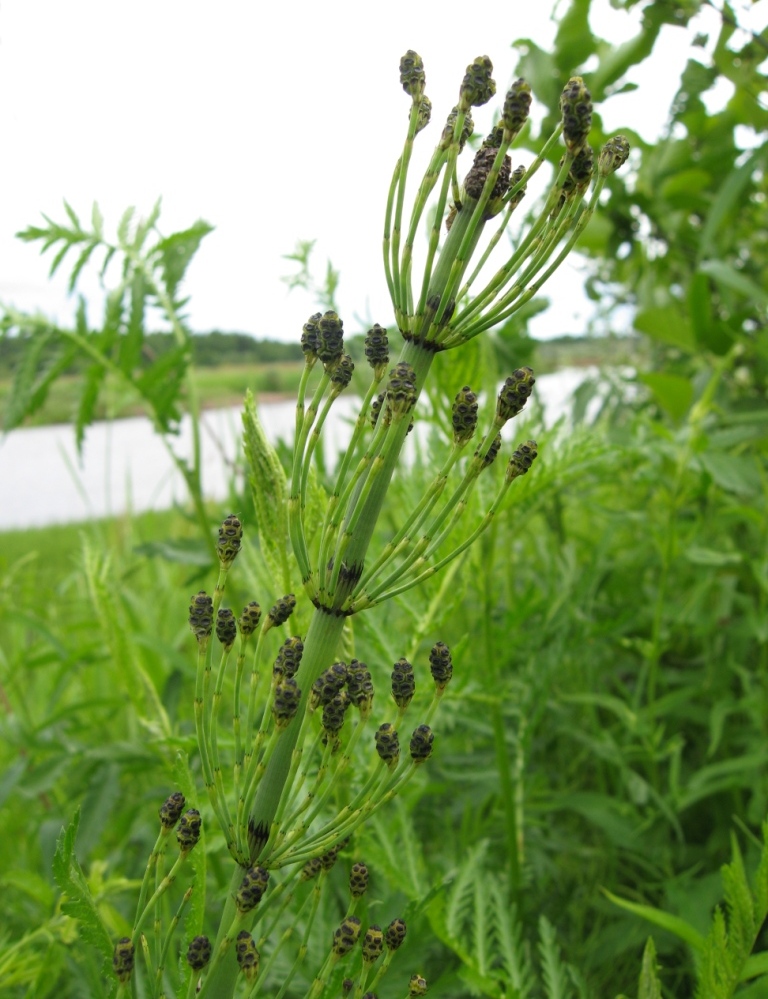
[
  {"x1": 68, "y1": 241, "x2": 98, "y2": 292},
  {"x1": 52, "y1": 808, "x2": 114, "y2": 963},
  {"x1": 116, "y1": 206, "x2": 136, "y2": 246},
  {"x1": 120, "y1": 269, "x2": 146, "y2": 375},
  {"x1": 91, "y1": 201, "x2": 104, "y2": 238},
  {"x1": 242, "y1": 390, "x2": 291, "y2": 592},
  {"x1": 153, "y1": 220, "x2": 213, "y2": 299},
  {"x1": 637, "y1": 938, "x2": 663, "y2": 999},
  {"x1": 134, "y1": 344, "x2": 189, "y2": 430},
  {"x1": 539, "y1": 915, "x2": 572, "y2": 999},
  {"x1": 63, "y1": 199, "x2": 81, "y2": 231},
  {"x1": 2, "y1": 325, "x2": 56, "y2": 431}
]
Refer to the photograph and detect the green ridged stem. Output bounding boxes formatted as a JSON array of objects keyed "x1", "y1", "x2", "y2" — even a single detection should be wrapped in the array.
[
  {"x1": 194, "y1": 642, "x2": 231, "y2": 842},
  {"x1": 400, "y1": 144, "x2": 450, "y2": 326},
  {"x1": 133, "y1": 852, "x2": 187, "y2": 944},
  {"x1": 231, "y1": 632, "x2": 252, "y2": 830},
  {"x1": 315, "y1": 373, "x2": 385, "y2": 597},
  {"x1": 155, "y1": 886, "x2": 193, "y2": 995},
  {"x1": 347, "y1": 439, "x2": 466, "y2": 605},
  {"x1": 448, "y1": 142, "x2": 574, "y2": 332},
  {"x1": 276, "y1": 872, "x2": 332, "y2": 999},
  {"x1": 383, "y1": 157, "x2": 402, "y2": 317},
  {"x1": 210, "y1": 645, "x2": 240, "y2": 861},
  {"x1": 391, "y1": 100, "x2": 428, "y2": 322},
  {"x1": 454, "y1": 173, "x2": 606, "y2": 343}
]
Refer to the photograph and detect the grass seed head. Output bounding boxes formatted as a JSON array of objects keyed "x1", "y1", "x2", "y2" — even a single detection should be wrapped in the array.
[
  {"x1": 238, "y1": 600, "x2": 262, "y2": 637},
  {"x1": 409, "y1": 973, "x2": 429, "y2": 996},
  {"x1": 176, "y1": 809, "x2": 202, "y2": 854},
  {"x1": 301, "y1": 857, "x2": 323, "y2": 881},
  {"x1": 599, "y1": 134, "x2": 631, "y2": 176},
  {"x1": 349, "y1": 861, "x2": 370, "y2": 898},
  {"x1": 217, "y1": 514, "x2": 242, "y2": 567},
  {"x1": 273, "y1": 636, "x2": 304, "y2": 679},
  {"x1": 186, "y1": 935, "x2": 212, "y2": 971},
  {"x1": 216, "y1": 607, "x2": 237, "y2": 651},
  {"x1": 502, "y1": 78, "x2": 532, "y2": 137},
  {"x1": 478, "y1": 432, "x2": 503, "y2": 468},
  {"x1": 386, "y1": 362, "x2": 417, "y2": 417},
  {"x1": 322, "y1": 690, "x2": 350, "y2": 737},
  {"x1": 301, "y1": 312, "x2": 322, "y2": 358},
  {"x1": 236, "y1": 865, "x2": 270, "y2": 913},
  {"x1": 375, "y1": 722, "x2": 400, "y2": 768},
  {"x1": 331, "y1": 353, "x2": 355, "y2": 393},
  {"x1": 459, "y1": 55, "x2": 496, "y2": 111},
  {"x1": 273, "y1": 677, "x2": 302, "y2": 728},
  {"x1": 506, "y1": 440, "x2": 539, "y2": 482},
  {"x1": 112, "y1": 937, "x2": 135, "y2": 983},
  {"x1": 362, "y1": 924, "x2": 384, "y2": 964},
  {"x1": 391, "y1": 657, "x2": 415, "y2": 709},
  {"x1": 268, "y1": 593, "x2": 296, "y2": 628},
  {"x1": 452, "y1": 386, "x2": 479, "y2": 445},
  {"x1": 235, "y1": 930, "x2": 260, "y2": 982},
  {"x1": 385, "y1": 918, "x2": 407, "y2": 951},
  {"x1": 365, "y1": 323, "x2": 390, "y2": 374},
  {"x1": 429, "y1": 642, "x2": 453, "y2": 692},
  {"x1": 496, "y1": 367, "x2": 536, "y2": 423},
  {"x1": 560, "y1": 76, "x2": 592, "y2": 153},
  {"x1": 399, "y1": 50, "x2": 426, "y2": 98},
  {"x1": 317, "y1": 311, "x2": 345, "y2": 368},
  {"x1": 333, "y1": 915, "x2": 362, "y2": 957},
  {"x1": 159, "y1": 791, "x2": 186, "y2": 829},
  {"x1": 311, "y1": 661, "x2": 348, "y2": 709},
  {"x1": 188, "y1": 591, "x2": 214, "y2": 644},
  {"x1": 347, "y1": 658, "x2": 374, "y2": 717},
  {"x1": 410, "y1": 724, "x2": 434, "y2": 763}
]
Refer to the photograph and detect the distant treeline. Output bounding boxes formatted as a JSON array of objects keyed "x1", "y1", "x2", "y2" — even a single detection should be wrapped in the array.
[{"x1": 0, "y1": 330, "x2": 304, "y2": 376}]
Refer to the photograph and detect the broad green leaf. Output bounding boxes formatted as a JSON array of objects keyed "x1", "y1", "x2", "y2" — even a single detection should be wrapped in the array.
[
  {"x1": 684, "y1": 546, "x2": 742, "y2": 567},
  {"x1": 589, "y1": 8, "x2": 664, "y2": 99},
  {"x1": 134, "y1": 343, "x2": 189, "y2": 430},
  {"x1": 697, "y1": 452, "x2": 761, "y2": 497},
  {"x1": 634, "y1": 307, "x2": 695, "y2": 350},
  {"x1": 120, "y1": 268, "x2": 146, "y2": 375},
  {"x1": 553, "y1": 0, "x2": 595, "y2": 74},
  {"x1": 699, "y1": 260, "x2": 768, "y2": 308},
  {"x1": 602, "y1": 889, "x2": 705, "y2": 950},
  {"x1": 638, "y1": 372, "x2": 693, "y2": 422},
  {"x1": 699, "y1": 146, "x2": 768, "y2": 259}
]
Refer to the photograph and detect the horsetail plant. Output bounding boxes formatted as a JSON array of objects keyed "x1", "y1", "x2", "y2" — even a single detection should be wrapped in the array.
[{"x1": 94, "y1": 50, "x2": 629, "y2": 998}]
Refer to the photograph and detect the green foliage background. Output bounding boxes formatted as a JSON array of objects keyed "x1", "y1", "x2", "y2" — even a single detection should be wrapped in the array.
[{"x1": 0, "y1": 1, "x2": 766, "y2": 996}]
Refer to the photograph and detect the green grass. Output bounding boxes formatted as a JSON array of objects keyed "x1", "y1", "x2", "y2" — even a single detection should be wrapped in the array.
[{"x1": 1, "y1": 361, "x2": 766, "y2": 998}]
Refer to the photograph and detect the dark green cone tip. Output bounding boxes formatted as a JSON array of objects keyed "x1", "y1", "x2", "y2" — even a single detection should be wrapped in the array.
[
  {"x1": 599, "y1": 135, "x2": 630, "y2": 176},
  {"x1": 188, "y1": 591, "x2": 213, "y2": 642},
  {"x1": 216, "y1": 607, "x2": 237, "y2": 650},
  {"x1": 273, "y1": 677, "x2": 302, "y2": 727},
  {"x1": 347, "y1": 658, "x2": 374, "y2": 714},
  {"x1": 506, "y1": 439, "x2": 538, "y2": 481},
  {"x1": 317, "y1": 311, "x2": 345, "y2": 367},
  {"x1": 268, "y1": 593, "x2": 296, "y2": 628},
  {"x1": 464, "y1": 147, "x2": 512, "y2": 219},
  {"x1": 441, "y1": 105, "x2": 474, "y2": 151},
  {"x1": 508, "y1": 164, "x2": 528, "y2": 208},
  {"x1": 332, "y1": 353, "x2": 355, "y2": 391},
  {"x1": 452, "y1": 386, "x2": 479, "y2": 445},
  {"x1": 459, "y1": 55, "x2": 496, "y2": 110},
  {"x1": 502, "y1": 78, "x2": 532, "y2": 136},
  {"x1": 362, "y1": 925, "x2": 384, "y2": 963},
  {"x1": 343, "y1": 979, "x2": 355, "y2": 995},
  {"x1": 560, "y1": 76, "x2": 592, "y2": 153},
  {"x1": 273, "y1": 636, "x2": 304, "y2": 679},
  {"x1": 217, "y1": 514, "x2": 242, "y2": 567},
  {"x1": 410, "y1": 724, "x2": 434, "y2": 763},
  {"x1": 375, "y1": 722, "x2": 401, "y2": 766},
  {"x1": 349, "y1": 861, "x2": 370, "y2": 898},
  {"x1": 159, "y1": 791, "x2": 186, "y2": 829},
  {"x1": 496, "y1": 367, "x2": 536, "y2": 423},
  {"x1": 301, "y1": 312, "x2": 322, "y2": 358},
  {"x1": 319, "y1": 837, "x2": 349, "y2": 870},
  {"x1": 186, "y1": 935, "x2": 212, "y2": 971},
  {"x1": 112, "y1": 937, "x2": 135, "y2": 983},
  {"x1": 429, "y1": 641, "x2": 453, "y2": 691},
  {"x1": 399, "y1": 50, "x2": 426, "y2": 98},
  {"x1": 416, "y1": 94, "x2": 432, "y2": 134},
  {"x1": 365, "y1": 323, "x2": 390, "y2": 371},
  {"x1": 322, "y1": 690, "x2": 350, "y2": 736},
  {"x1": 235, "y1": 930, "x2": 259, "y2": 981},
  {"x1": 478, "y1": 432, "x2": 503, "y2": 467},
  {"x1": 311, "y1": 661, "x2": 349, "y2": 709},
  {"x1": 239, "y1": 600, "x2": 262, "y2": 637},
  {"x1": 333, "y1": 915, "x2": 362, "y2": 957},
  {"x1": 176, "y1": 809, "x2": 202, "y2": 852},
  {"x1": 236, "y1": 865, "x2": 270, "y2": 912},
  {"x1": 370, "y1": 391, "x2": 386, "y2": 428},
  {"x1": 391, "y1": 657, "x2": 415, "y2": 709},
  {"x1": 386, "y1": 362, "x2": 417, "y2": 416},
  {"x1": 301, "y1": 856, "x2": 323, "y2": 880},
  {"x1": 385, "y1": 918, "x2": 407, "y2": 950},
  {"x1": 409, "y1": 973, "x2": 429, "y2": 996}
]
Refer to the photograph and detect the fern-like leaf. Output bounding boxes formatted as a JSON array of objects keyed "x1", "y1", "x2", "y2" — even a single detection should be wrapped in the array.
[{"x1": 538, "y1": 915, "x2": 572, "y2": 999}]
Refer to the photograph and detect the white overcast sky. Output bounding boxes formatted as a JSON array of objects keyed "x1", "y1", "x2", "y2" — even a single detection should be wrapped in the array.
[{"x1": 0, "y1": 0, "x2": 759, "y2": 343}]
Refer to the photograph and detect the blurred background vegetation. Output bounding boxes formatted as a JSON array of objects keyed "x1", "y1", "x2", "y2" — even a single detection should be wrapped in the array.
[{"x1": 0, "y1": 0, "x2": 766, "y2": 995}]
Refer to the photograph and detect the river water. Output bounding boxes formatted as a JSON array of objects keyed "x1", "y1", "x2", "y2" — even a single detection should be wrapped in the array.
[{"x1": 0, "y1": 368, "x2": 592, "y2": 531}]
